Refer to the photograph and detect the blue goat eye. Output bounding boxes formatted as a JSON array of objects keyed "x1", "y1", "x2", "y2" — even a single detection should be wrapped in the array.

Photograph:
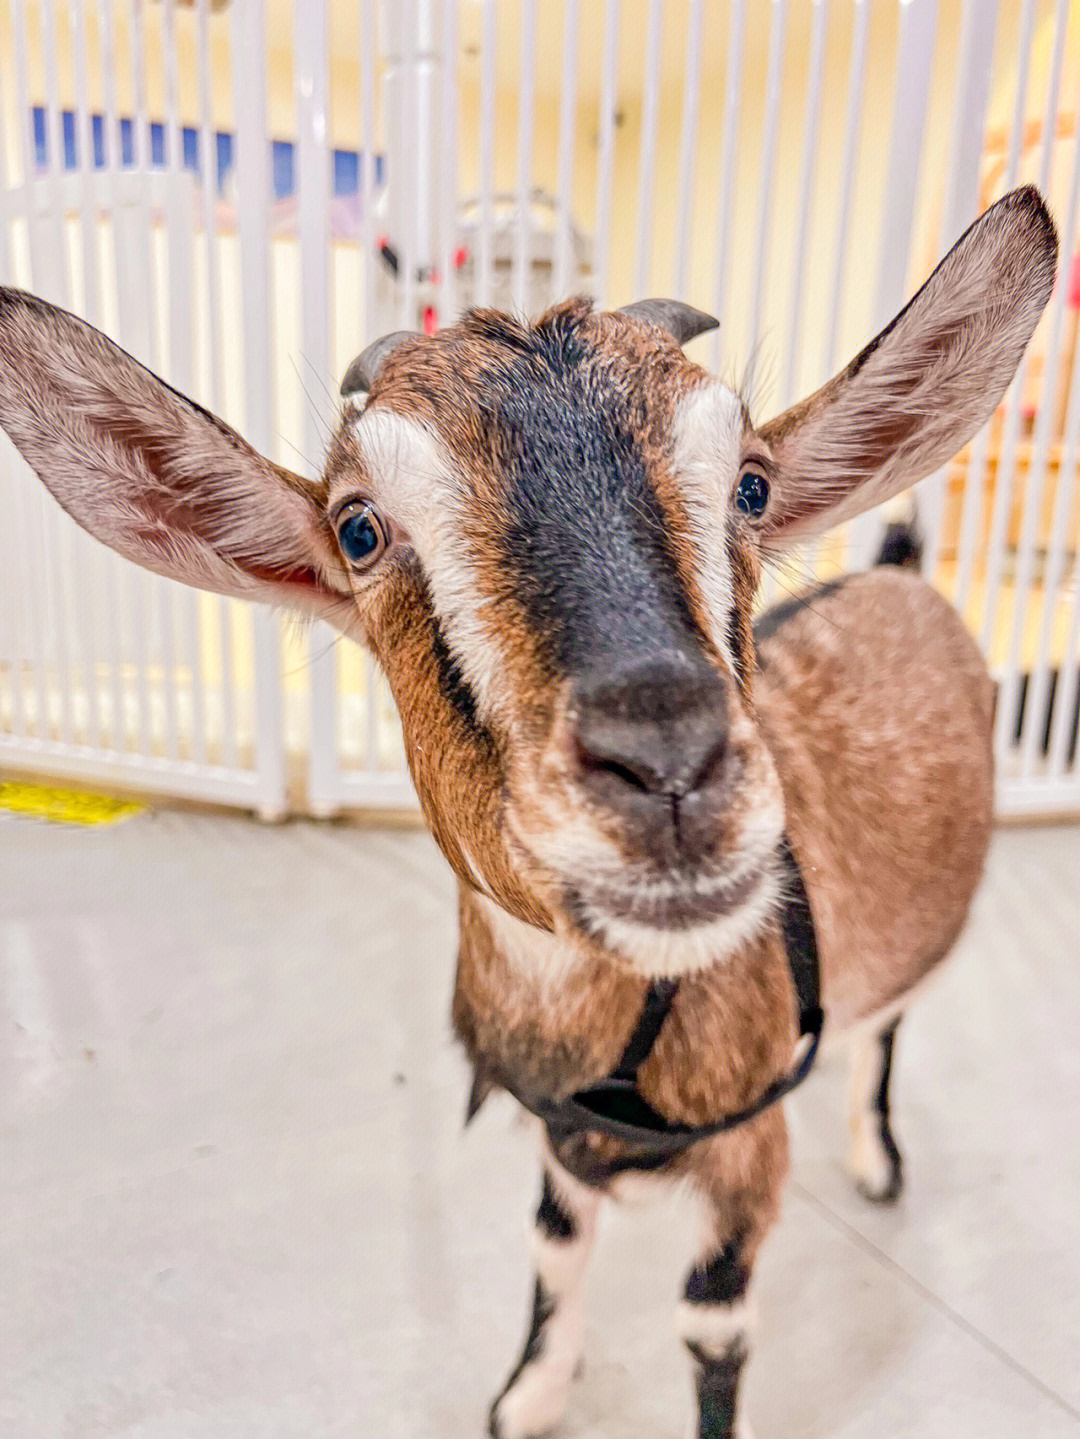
[
  {"x1": 735, "y1": 470, "x2": 770, "y2": 519},
  {"x1": 337, "y1": 504, "x2": 388, "y2": 569}
]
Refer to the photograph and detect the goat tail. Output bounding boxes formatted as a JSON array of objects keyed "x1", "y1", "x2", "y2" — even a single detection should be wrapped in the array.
[{"x1": 874, "y1": 494, "x2": 923, "y2": 570}]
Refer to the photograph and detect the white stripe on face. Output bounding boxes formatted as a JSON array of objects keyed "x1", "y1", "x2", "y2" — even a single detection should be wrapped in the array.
[
  {"x1": 345, "y1": 407, "x2": 507, "y2": 719},
  {"x1": 670, "y1": 383, "x2": 746, "y2": 669}
]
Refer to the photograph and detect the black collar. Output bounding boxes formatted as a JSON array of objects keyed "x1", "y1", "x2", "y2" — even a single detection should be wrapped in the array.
[{"x1": 523, "y1": 835, "x2": 823, "y2": 1160}]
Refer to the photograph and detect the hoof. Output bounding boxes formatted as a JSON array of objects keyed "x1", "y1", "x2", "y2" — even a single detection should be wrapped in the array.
[
  {"x1": 488, "y1": 1365, "x2": 571, "y2": 1439},
  {"x1": 854, "y1": 1132, "x2": 904, "y2": 1205}
]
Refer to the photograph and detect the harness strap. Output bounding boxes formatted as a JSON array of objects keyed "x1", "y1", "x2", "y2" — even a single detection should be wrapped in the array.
[{"x1": 528, "y1": 835, "x2": 824, "y2": 1158}]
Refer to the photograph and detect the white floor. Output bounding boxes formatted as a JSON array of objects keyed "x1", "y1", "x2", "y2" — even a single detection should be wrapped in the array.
[{"x1": 1, "y1": 809, "x2": 1078, "y2": 1439}]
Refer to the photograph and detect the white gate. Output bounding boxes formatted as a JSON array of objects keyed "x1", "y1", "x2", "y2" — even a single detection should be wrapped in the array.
[{"x1": 0, "y1": 0, "x2": 1077, "y2": 819}]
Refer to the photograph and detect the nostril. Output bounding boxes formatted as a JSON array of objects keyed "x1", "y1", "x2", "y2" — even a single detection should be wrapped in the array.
[
  {"x1": 574, "y1": 736, "x2": 658, "y2": 794},
  {"x1": 571, "y1": 655, "x2": 732, "y2": 802}
]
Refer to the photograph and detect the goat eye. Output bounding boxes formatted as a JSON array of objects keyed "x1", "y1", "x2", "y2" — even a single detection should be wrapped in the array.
[
  {"x1": 336, "y1": 503, "x2": 388, "y2": 570},
  {"x1": 735, "y1": 470, "x2": 770, "y2": 519}
]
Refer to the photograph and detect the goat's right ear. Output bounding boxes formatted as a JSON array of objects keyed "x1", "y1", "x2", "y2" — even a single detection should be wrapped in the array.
[
  {"x1": 0, "y1": 288, "x2": 351, "y2": 618},
  {"x1": 757, "y1": 186, "x2": 1058, "y2": 546}
]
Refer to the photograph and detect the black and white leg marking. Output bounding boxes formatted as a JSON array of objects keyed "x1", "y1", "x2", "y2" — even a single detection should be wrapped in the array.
[
  {"x1": 678, "y1": 1235, "x2": 756, "y2": 1439},
  {"x1": 848, "y1": 1015, "x2": 904, "y2": 1203},
  {"x1": 489, "y1": 1164, "x2": 600, "y2": 1439}
]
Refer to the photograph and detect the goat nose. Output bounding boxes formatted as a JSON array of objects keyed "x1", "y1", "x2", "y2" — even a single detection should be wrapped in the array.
[{"x1": 572, "y1": 656, "x2": 729, "y2": 799}]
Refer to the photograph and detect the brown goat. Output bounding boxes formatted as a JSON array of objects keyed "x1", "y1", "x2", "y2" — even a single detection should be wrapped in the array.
[{"x1": 0, "y1": 186, "x2": 1057, "y2": 1438}]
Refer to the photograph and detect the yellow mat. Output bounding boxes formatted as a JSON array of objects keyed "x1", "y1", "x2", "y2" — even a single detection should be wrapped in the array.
[{"x1": 0, "y1": 782, "x2": 143, "y2": 826}]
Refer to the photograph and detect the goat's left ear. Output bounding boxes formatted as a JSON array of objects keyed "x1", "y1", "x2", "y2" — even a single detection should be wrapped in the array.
[{"x1": 758, "y1": 186, "x2": 1058, "y2": 546}]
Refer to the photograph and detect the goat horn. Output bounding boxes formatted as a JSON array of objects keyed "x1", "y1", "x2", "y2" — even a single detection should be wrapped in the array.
[
  {"x1": 616, "y1": 299, "x2": 719, "y2": 345},
  {"x1": 340, "y1": 331, "x2": 419, "y2": 398}
]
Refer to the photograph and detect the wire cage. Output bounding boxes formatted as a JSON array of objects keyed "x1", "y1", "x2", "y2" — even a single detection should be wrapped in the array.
[{"x1": 0, "y1": 0, "x2": 1077, "y2": 819}]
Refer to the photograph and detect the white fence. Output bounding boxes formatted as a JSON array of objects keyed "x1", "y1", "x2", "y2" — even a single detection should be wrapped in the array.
[{"x1": 0, "y1": 0, "x2": 1077, "y2": 820}]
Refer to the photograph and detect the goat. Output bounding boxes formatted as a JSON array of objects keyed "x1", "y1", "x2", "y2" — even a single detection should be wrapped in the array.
[{"x1": 0, "y1": 185, "x2": 1057, "y2": 1438}]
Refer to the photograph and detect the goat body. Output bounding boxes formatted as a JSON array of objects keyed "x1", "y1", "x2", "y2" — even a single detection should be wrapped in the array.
[{"x1": 0, "y1": 186, "x2": 1056, "y2": 1438}]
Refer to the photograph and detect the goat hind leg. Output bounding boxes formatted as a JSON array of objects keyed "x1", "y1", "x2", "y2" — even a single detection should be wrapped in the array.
[
  {"x1": 848, "y1": 1014, "x2": 904, "y2": 1203},
  {"x1": 489, "y1": 1157, "x2": 600, "y2": 1439}
]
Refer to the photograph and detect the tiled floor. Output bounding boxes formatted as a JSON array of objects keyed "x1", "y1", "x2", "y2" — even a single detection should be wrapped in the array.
[{"x1": 1, "y1": 810, "x2": 1078, "y2": 1439}]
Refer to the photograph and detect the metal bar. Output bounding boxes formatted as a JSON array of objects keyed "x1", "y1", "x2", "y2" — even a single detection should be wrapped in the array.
[
  {"x1": 633, "y1": 0, "x2": 664, "y2": 298},
  {"x1": 296, "y1": 0, "x2": 339, "y2": 815},
  {"x1": 921, "y1": 0, "x2": 1001, "y2": 582},
  {"x1": 849, "y1": 0, "x2": 938, "y2": 571},
  {"x1": 127, "y1": 0, "x2": 160, "y2": 367},
  {"x1": 595, "y1": 0, "x2": 619, "y2": 306},
  {"x1": 39, "y1": 0, "x2": 76, "y2": 746},
  {"x1": 360, "y1": 0, "x2": 378, "y2": 334},
  {"x1": 710, "y1": 0, "x2": 746, "y2": 372},
  {"x1": 437, "y1": 0, "x2": 460, "y2": 326},
  {"x1": 553, "y1": 0, "x2": 580, "y2": 301},
  {"x1": 477, "y1": 0, "x2": 497, "y2": 308},
  {"x1": 1022, "y1": 320, "x2": 1080, "y2": 778},
  {"x1": 195, "y1": 0, "x2": 232, "y2": 769},
  {"x1": 746, "y1": 0, "x2": 787, "y2": 383},
  {"x1": 980, "y1": 0, "x2": 1069, "y2": 654},
  {"x1": 99, "y1": 0, "x2": 149, "y2": 753},
  {"x1": 1001, "y1": 52, "x2": 1080, "y2": 770},
  {"x1": 779, "y1": 0, "x2": 827, "y2": 408},
  {"x1": 672, "y1": 0, "x2": 704, "y2": 300},
  {"x1": 823, "y1": 0, "x2": 870, "y2": 376},
  {"x1": 953, "y1": 0, "x2": 1036, "y2": 620},
  {"x1": 512, "y1": 0, "x2": 536, "y2": 313},
  {"x1": 232, "y1": 0, "x2": 286, "y2": 818},
  {"x1": 162, "y1": 0, "x2": 198, "y2": 762}
]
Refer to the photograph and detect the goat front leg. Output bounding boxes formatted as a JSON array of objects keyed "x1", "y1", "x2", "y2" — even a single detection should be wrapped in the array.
[
  {"x1": 679, "y1": 1113, "x2": 787, "y2": 1439},
  {"x1": 489, "y1": 1152, "x2": 601, "y2": 1439},
  {"x1": 847, "y1": 1014, "x2": 904, "y2": 1203}
]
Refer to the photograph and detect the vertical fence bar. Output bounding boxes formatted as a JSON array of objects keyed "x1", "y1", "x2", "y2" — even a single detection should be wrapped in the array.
[
  {"x1": 1022, "y1": 320, "x2": 1080, "y2": 778},
  {"x1": 163, "y1": 0, "x2": 201, "y2": 763},
  {"x1": 921, "y1": 0, "x2": 1002, "y2": 583},
  {"x1": 232, "y1": 0, "x2": 286, "y2": 818},
  {"x1": 297, "y1": 0, "x2": 339, "y2": 815},
  {"x1": 512, "y1": 0, "x2": 536, "y2": 314},
  {"x1": 672, "y1": 0, "x2": 703, "y2": 301},
  {"x1": 595, "y1": 0, "x2": 619, "y2": 306},
  {"x1": 710, "y1": 0, "x2": 746, "y2": 374},
  {"x1": 196, "y1": 0, "x2": 238, "y2": 769},
  {"x1": 824, "y1": 0, "x2": 870, "y2": 376},
  {"x1": 39, "y1": 0, "x2": 76, "y2": 746},
  {"x1": 980, "y1": 0, "x2": 1069, "y2": 654},
  {"x1": 360, "y1": 0, "x2": 378, "y2": 335},
  {"x1": 437, "y1": 0, "x2": 460, "y2": 326},
  {"x1": 72, "y1": 0, "x2": 118, "y2": 752},
  {"x1": 848, "y1": 0, "x2": 938, "y2": 570},
  {"x1": 72, "y1": 0, "x2": 102, "y2": 325},
  {"x1": 746, "y1": 0, "x2": 787, "y2": 387},
  {"x1": 633, "y1": 0, "x2": 663, "y2": 298},
  {"x1": 127, "y1": 0, "x2": 160, "y2": 366},
  {"x1": 954, "y1": 0, "x2": 1037, "y2": 620},
  {"x1": 0, "y1": 55, "x2": 27, "y2": 740},
  {"x1": 553, "y1": 0, "x2": 580, "y2": 301},
  {"x1": 1045, "y1": 371, "x2": 1080, "y2": 779},
  {"x1": 779, "y1": 0, "x2": 827, "y2": 408},
  {"x1": 995, "y1": 53, "x2": 1080, "y2": 768},
  {"x1": 476, "y1": 0, "x2": 496, "y2": 308},
  {"x1": 101, "y1": 0, "x2": 153, "y2": 756}
]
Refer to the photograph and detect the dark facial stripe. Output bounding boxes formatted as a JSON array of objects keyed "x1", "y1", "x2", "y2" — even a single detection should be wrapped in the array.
[{"x1": 481, "y1": 313, "x2": 703, "y2": 677}]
